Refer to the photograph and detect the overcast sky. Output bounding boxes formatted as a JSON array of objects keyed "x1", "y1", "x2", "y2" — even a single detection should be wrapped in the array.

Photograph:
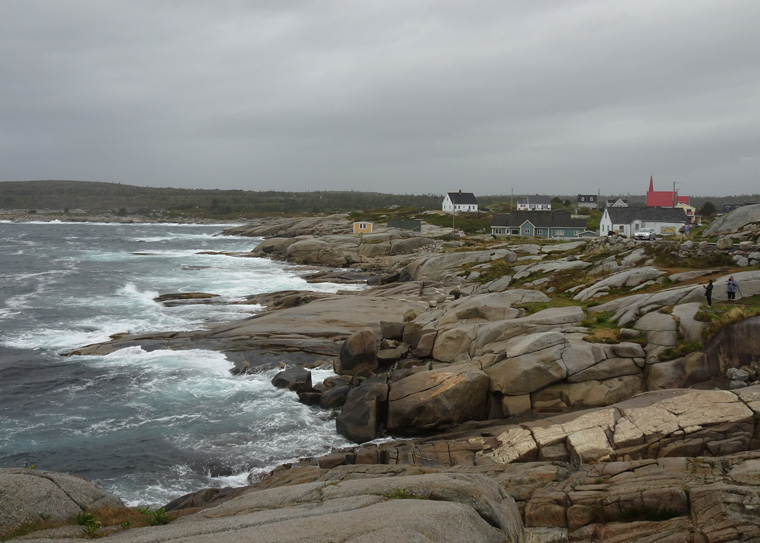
[{"x1": 2, "y1": 1, "x2": 759, "y2": 196}]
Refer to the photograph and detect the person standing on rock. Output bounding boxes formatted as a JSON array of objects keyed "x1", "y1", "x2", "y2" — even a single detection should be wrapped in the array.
[
  {"x1": 704, "y1": 279, "x2": 713, "y2": 307},
  {"x1": 726, "y1": 276, "x2": 738, "y2": 300}
]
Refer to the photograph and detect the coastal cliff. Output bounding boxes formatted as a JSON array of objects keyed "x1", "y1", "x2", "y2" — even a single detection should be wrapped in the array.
[{"x1": 11, "y1": 210, "x2": 760, "y2": 542}]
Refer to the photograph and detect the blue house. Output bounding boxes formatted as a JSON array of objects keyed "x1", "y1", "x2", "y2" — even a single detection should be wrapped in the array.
[{"x1": 491, "y1": 211, "x2": 588, "y2": 239}]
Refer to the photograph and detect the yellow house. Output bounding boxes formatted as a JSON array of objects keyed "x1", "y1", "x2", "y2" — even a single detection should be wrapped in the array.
[
  {"x1": 353, "y1": 221, "x2": 373, "y2": 234},
  {"x1": 675, "y1": 203, "x2": 696, "y2": 220}
]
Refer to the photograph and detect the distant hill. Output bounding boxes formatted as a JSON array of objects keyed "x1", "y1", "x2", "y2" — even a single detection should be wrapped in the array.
[
  {"x1": 0, "y1": 180, "x2": 444, "y2": 219},
  {"x1": 2, "y1": 180, "x2": 755, "y2": 220}
]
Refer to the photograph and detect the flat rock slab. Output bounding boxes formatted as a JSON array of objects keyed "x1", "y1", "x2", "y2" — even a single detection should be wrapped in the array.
[{"x1": 22, "y1": 474, "x2": 524, "y2": 543}]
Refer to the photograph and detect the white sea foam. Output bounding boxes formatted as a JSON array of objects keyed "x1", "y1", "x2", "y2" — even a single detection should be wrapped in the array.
[
  {"x1": 0, "y1": 308, "x2": 20, "y2": 319},
  {"x1": 0, "y1": 222, "x2": 363, "y2": 507},
  {"x1": 116, "y1": 282, "x2": 161, "y2": 305}
]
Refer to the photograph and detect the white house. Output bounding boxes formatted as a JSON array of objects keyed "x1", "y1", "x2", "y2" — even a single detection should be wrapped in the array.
[
  {"x1": 599, "y1": 207, "x2": 689, "y2": 237},
  {"x1": 516, "y1": 195, "x2": 551, "y2": 211},
  {"x1": 442, "y1": 190, "x2": 478, "y2": 214},
  {"x1": 577, "y1": 194, "x2": 598, "y2": 209}
]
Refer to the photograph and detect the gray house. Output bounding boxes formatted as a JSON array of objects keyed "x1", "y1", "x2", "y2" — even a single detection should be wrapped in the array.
[{"x1": 491, "y1": 211, "x2": 588, "y2": 239}]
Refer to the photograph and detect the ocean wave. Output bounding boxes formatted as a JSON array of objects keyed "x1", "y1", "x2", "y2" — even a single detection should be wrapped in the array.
[{"x1": 116, "y1": 282, "x2": 160, "y2": 304}]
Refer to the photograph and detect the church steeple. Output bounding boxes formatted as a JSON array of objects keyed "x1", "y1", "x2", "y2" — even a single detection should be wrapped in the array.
[{"x1": 649, "y1": 175, "x2": 654, "y2": 192}]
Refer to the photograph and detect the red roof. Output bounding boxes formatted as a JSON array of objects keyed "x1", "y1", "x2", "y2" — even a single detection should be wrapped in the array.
[
  {"x1": 646, "y1": 176, "x2": 690, "y2": 207},
  {"x1": 646, "y1": 192, "x2": 690, "y2": 207}
]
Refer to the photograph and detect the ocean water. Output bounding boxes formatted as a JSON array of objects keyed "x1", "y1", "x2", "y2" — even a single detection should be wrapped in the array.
[{"x1": 0, "y1": 221, "x2": 355, "y2": 506}]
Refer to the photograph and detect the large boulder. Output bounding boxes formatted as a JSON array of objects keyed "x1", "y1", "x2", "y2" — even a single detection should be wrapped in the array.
[
  {"x1": 436, "y1": 293, "x2": 524, "y2": 325},
  {"x1": 389, "y1": 236, "x2": 437, "y2": 255},
  {"x1": 0, "y1": 468, "x2": 125, "y2": 539},
  {"x1": 401, "y1": 250, "x2": 517, "y2": 282},
  {"x1": 271, "y1": 367, "x2": 312, "y2": 393},
  {"x1": 225, "y1": 214, "x2": 353, "y2": 238},
  {"x1": 335, "y1": 328, "x2": 378, "y2": 376},
  {"x1": 486, "y1": 343, "x2": 568, "y2": 396},
  {"x1": 701, "y1": 315, "x2": 760, "y2": 372},
  {"x1": 387, "y1": 364, "x2": 490, "y2": 433},
  {"x1": 704, "y1": 203, "x2": 760, "y2": 235},
  {"x1": 336, "y1": 378, "x2": 389, "y2": 443},
  {"x1": 573, "y1": 267, "x2": 666, "y2": 302},
  {"x1": 286, "y1": 237, "x2": 360, "y2": 267}
]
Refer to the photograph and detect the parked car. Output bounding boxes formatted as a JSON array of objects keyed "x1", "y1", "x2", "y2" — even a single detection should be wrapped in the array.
[{"x1": 634, "y1": 227, "x2": 657, "y2": 241}]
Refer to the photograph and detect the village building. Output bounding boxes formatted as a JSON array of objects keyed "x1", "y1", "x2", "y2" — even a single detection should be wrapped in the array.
[
  {"x1": 646, "y1": 176, "x2": 689, "y2": 207},
  {"x1": 675, "y1": 203, "x2": 696, "y2": 220},
  {"x1": 599, "y1": 207, "x2": 689, "y2": 237},
  {"x1": 491, "y1": 211, "x2": 587, "y2": 239},
  {"x1": 606, "y1": 198, "x2": 629, "y2": 208},
  {"x1": 352, "y1": 221, "x2": 373, "y2": 234},
  {"x1": 516, "y1": 195, "x2": 551, "y2": 211},
  {"x1": 442, "y1": 190, "x2": 478, "y2": 214},
  {"x1": 577, "y1": 194, "x2": 598, "y2": 209}
]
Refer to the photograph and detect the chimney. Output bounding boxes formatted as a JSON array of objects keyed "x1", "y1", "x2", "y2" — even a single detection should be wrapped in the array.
[{"x1": 459, "y1": 189, "x2": 462, "y2": 193}]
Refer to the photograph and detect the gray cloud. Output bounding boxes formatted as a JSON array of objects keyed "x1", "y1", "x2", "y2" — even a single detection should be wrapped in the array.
[{"x1": 1, "y1": 0, "x2": 759, "y2": 196}]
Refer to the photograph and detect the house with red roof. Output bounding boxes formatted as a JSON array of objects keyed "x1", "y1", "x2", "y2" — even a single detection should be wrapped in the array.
[{"x1": 646, "y1": 176, "x2": 689, "y2": 207}]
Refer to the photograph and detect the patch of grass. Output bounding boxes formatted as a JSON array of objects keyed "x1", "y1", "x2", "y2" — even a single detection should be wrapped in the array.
[
  {"x1": 515, "y1": 302, "x2": 552, "y2": 315},
  {"x1": 580, "y1": 311, "x2": 616, "y2": 327},
  {"x1": 475, "y1": 259, "x2": 510, "y2": 283},
  {"x1": 423, "y1": 212, "x2": 493, "y2": 234},
  {"x1": 658, "y1": 342, "x2": 704, "y2": 361},
  {"x1": 383, "y1": 488, "x2": 428, "y2": 500},
  {"x1": 581, "y1": 311, "x2": 621, "y2": 343},
  {"x1": 3, "y1": 505, "x2": 175, "y2": 541},
  {"x1": 137, "y1": 506, "x2": 172, "y2": 526},
  {"x1": 74, "y1": 511, "x2": 101, "y2": 538},
  {"x1": 544, "y1": 269, "x2": 589, "y2": 295},
  {"x1": 695, "y1": 296, "x2": 760, "y2": 341},
  {"x1": 644, "y1": 244, "x2": 736, "y2": 269},
  {"x1": 514, "y1": 297, "x2": 579, "y2": 316}
]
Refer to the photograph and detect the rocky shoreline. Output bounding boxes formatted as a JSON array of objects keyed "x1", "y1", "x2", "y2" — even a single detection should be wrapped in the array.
[{"x1": 5, "y1": 207, "x2": 760, "y2": 541}]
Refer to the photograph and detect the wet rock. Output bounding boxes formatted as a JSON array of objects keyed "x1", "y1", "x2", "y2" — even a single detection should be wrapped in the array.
[
  {"x1": 271, "y1": 367, "x2": 312, "y2": 392},
  {"x1": 336, "y1": 378, "x2": 389, "y2": 443}
]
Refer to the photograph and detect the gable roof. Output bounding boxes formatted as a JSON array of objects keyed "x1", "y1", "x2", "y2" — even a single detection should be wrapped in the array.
[
  {"x1": 492, "y1": 211, "x2": 586, "y2": 229},
  {"x1": 646, "y1": 191, "x2": 690, "y2": 207},
  {"x1": 517, "y1": 195, "x2": 552, "y2": 206},
  {"x1": 447, "y1": 192, "x2": 478, "y2": 205},
  {"x1": 605, "y1": 206, "x2": 687, "y2": 224},
  {"x1": 577, "y1": 194, "x2": 597, "y2": 201}
]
